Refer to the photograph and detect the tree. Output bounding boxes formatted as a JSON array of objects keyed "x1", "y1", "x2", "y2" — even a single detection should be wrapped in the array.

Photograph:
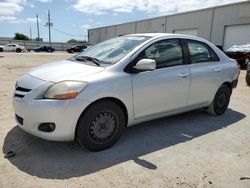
[
  {"x1": 67, "y1": 39, "x2": 78, "y2": 43},
  {"x1": 67, "y1": 39, "x2": 87, "y2": 44},
  {"x1": 14, "y1": 33, "x2": 30, "y2": 40}
]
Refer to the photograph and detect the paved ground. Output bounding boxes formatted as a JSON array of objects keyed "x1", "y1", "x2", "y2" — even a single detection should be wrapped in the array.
[{"x1": 0, "y1": 52, "x2": 250, "y2": 188}]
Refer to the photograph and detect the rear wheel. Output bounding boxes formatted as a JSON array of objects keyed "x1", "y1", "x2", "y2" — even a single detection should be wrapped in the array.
[
  {"x1": 207, "y1": 85, "x2": 231, "y2": 115},
  {"x1": 16, "y1": 48, "x2": 21, "y2": 53},
  {"x1": 76, "y1": 101, "x2": 125, "y2": 151},
  {"x1": 0, "y1": 48, "x2": 3, "y2": 52}
]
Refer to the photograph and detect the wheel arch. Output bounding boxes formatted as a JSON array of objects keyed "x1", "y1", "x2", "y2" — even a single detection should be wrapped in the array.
[
  {"x1": 222, "y1": 81, "x2": 232, "y2": 94},
  {"x1": 74, "y1": 97, "x2": 129, "y2": 139}
]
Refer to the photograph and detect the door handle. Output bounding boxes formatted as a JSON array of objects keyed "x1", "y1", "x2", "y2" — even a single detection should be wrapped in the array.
[
  {"x1": 179, "y1": 72, "x2": 190, "y2": 78},
  {"x1": 214, "y1": 67, "x2": 222, "y2": 72}
]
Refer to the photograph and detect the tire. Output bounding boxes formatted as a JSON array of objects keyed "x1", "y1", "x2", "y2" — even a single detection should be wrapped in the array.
[
  {"x1": 246, "y1": 71, "x2": 250, "y2": 86},
  {"x1": 207, "y1": 85, "x2": 231, "y2": 115},
  {"x1": 16, "y1": 48, "x2": 22, "y2": 53},
  {"x1": 0, "y1": 48, "x2": 3, "y2": 52},
  {"x1": 76, "y1": 100, "x2": 126, "y2": 151}
]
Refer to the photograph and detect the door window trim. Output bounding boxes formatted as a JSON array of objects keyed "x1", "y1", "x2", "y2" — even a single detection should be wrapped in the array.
[{"x1": 183, "y1": 39, "x2": 220, "y2": 64}]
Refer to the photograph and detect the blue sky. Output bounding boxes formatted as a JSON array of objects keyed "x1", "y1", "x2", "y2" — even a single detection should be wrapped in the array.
[{"x1": 0, "y1": 0, "x2": 245, "y2": 42}]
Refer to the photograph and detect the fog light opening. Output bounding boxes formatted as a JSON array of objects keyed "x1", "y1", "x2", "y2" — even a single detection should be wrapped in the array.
[{"x1": 38, "y1": 123, "x2": 56, "y2": 132}]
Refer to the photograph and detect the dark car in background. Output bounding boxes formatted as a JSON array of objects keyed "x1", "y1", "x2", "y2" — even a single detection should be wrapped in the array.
[
  {"x1": 225, "y1": 44, "x2": 250, "y2": 69},
  {"x1": 33, "y1": 46, "x2": 55, "y2": 52},
  {"x1": 246, "y1": 62, "x2": 250, "y2": 85},
  {"x1": 67, "y1": 45, "x2": 87, "y2": 53}
]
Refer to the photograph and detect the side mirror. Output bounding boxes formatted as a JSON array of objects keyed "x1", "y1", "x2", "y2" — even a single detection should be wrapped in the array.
[{"x1": 133, "y1": 59, "x2": 156, "y2": 71}]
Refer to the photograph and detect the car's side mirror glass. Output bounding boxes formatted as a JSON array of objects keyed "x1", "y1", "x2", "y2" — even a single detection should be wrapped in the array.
[{"x1": 133, "y1": 59, "x2": 156, "y2": 71}]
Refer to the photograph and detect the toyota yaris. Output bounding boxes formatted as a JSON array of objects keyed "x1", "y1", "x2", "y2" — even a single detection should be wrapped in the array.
[{"x1": 12, "y1": 33, "x2": 239, "y2": 151}]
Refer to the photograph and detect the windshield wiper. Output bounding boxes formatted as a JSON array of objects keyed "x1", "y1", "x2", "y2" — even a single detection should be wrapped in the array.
[{"x1": 75, "y1": 56, "x2": 101, "y2": 66}]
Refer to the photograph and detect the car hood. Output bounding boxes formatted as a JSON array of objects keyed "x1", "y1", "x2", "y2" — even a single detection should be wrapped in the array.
[{"x1": 28, "y1": 59, "x2": 105, "y2": 82}]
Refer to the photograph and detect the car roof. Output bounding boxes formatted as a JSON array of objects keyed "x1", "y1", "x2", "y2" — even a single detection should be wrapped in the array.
[{"x1": 125, "y1": 33, "x2": 204, "y2": 41}]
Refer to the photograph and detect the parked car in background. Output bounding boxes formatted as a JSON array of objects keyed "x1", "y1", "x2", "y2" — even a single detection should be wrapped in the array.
[
  {"x1": 0, "y1": 43, "x2": 26, "y2": 53},
  {"x1": 246, "y1": 62, "x2": 250, "y2": 85},
  {"x1": 13, "y1": 33, "x2": 239, "y2": 151},
  {"x1": 225, "y1": 44, "x2": 250, "y2": 69},
  {"x1": 33, "y1": 46, "x2": 55, "y2": 52},
  {"x1": 67, "y1": 45, "x2": 87, "y2": 53}
]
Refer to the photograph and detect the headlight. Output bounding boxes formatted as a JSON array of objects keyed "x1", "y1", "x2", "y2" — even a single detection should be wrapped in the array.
[{"x1": 44, "y1": 81, "x2": 88, "y2": 99}]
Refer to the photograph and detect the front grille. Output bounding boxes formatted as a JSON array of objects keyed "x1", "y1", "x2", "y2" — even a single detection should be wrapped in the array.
[
  {"x1": 14, "y1": 86, "x2": 32, "y2": 99},
  {"x1": 15, "y1": 114, "x2": 23, "y2": 125}
]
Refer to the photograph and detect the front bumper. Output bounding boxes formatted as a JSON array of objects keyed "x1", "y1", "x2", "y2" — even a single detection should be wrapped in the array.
[{"x1": 13, "y1": 97, "x2": 90, "y2": 141}]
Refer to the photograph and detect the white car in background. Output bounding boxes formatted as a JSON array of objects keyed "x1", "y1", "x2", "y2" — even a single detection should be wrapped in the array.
[
  {"x1": 12, "y1": 33, "x2": 239, "y2": 151},
  {"x1": 0, "y1": 43, "x2": 26, "y2": 52}
]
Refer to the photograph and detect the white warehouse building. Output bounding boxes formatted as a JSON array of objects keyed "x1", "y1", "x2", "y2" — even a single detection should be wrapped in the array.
[{"x1": 88, "y1": 1, "x2": 250, "y2": 50}]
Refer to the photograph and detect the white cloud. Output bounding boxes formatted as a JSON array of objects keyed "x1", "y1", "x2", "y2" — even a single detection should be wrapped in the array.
[
  {"x1": 0, "y1": 16, "x2": 17, "y2": 21},
  {"x1": 0, "y1": 0, "x2": 52, "y2": 17},
  {"x1": 0, "y1": 16, "x2": 40, "y2": 24},
  {"x1": 36, "y1": 0, "x2": 52, "y2": 3},
  {"x1": 81, "y1": 24, "x2": 91, "y2": 30},
  {"x1": 0, "y1": 1, "x2": 24, "y2": 16},
  {"x1": 73, "y1": 0, "x2": 244, "y2": 16}
]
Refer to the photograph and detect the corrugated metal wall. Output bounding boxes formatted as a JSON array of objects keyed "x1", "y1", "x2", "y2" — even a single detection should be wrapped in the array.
[
  {"x1": 100, "y1": 26, "x2": 116, "y2": 41},
  {"x1": 166, "y1": 9, "x2": 214, "y2": 41},
  {"x1": 150, "y1": 17, "x2": 166, "y2": 32},
  {"x1": 211, "y1": 1, "x2": 250, "y2": 46},
  {"x1": 116, "y1": 22, "x2": 136, "y2": 36},
  {"x1": 88, "y1": 1, "x2": 250, "y2": 47}
]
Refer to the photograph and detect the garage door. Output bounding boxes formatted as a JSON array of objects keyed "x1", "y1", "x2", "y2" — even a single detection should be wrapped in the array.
[
  {"x1": 174, "y1": 29, "x2": 198, "y2": 36},
  {"x1": 223, "y1": 24, "x2": 250, "y2": 50}
]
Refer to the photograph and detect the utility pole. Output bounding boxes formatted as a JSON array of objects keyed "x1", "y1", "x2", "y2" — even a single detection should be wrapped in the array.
[
  {"x1": 30, "y1": 27, "x2": 32, "y2": 40},
  {"x1": 48, "y1": 10, "x2": 51, "y2": 46},
  {"x1": 36, "y1": 14, "x2": 40, "y2": 46},
  {"x1": 47, "y1": 10, "x2": 52, "y2": 46},
  {"x1": 45, "y1": 10, "x2": 53, "y2": 46}
]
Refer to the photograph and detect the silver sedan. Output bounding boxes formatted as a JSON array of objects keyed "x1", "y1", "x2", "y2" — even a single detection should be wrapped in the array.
[{"x1": 12, "y1": 33, "x2": 239, "y2": 151}]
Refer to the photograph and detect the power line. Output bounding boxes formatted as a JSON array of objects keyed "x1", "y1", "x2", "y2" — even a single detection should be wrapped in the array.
[{"x1": 52, "y1": 27, "x2": 87, "y2": 37}]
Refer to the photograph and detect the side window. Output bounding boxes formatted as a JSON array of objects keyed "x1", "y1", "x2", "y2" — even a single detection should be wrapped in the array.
[
  {"x1": 187, "y1": 40, "x2": 219, "y2": 63},
  {"x1": 137, "y1": 39, "x2": 184, "y2": 69}
]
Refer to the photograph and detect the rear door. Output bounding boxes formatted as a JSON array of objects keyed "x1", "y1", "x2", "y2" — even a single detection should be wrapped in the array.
[
  {"x1": 184, "y1": 39, "x2": 222, "y2": 106},
  {"x1": 132, "y1": 38, "x2": 191, "y2": 119}
]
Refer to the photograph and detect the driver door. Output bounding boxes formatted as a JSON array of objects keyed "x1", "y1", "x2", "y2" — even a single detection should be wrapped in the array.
[{"x1": 132, "y1": 39, "x2": 191, "y2": 119}]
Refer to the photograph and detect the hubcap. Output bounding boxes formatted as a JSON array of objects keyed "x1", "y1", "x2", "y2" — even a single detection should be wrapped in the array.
[
  {"x1": 89, "y1": 112, "x2": 117, "y2": 143},
  {"x1": 217, "y1": 93, "x2": 227, "y2": 108}
]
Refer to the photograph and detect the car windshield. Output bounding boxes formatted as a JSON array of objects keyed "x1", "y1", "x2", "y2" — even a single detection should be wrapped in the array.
[
  {"x1": 227, "y1": 44, "x2": 250, "y2": 51},
  {"x1": 74, "y1": 36, "x2": 151, "y2": 65}
]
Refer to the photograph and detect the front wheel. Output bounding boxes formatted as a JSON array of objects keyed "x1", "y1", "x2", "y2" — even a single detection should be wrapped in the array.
[
  {"x1": 76, "y1": 101, "x2": 125, "y2": 151},
  {"x1": 207, "y1": 85, "x2": 231, "y2": 115}
]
